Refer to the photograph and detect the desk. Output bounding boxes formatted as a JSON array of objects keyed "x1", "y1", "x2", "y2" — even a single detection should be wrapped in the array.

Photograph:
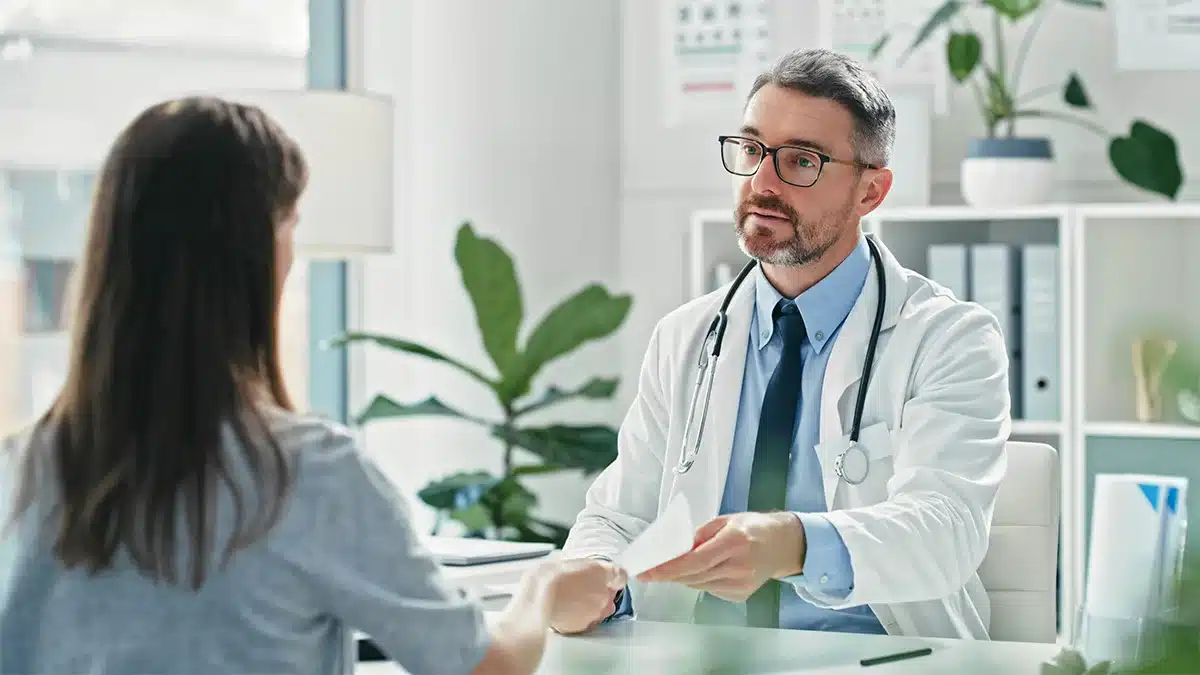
[{"x1": 355, "y1": 619, "x2": 1062, "y2": 674}]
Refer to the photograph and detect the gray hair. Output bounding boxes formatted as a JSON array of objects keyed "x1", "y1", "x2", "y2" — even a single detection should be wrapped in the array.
[{"x1": 747, "y1": 48, "x2": 895, "y2": 168}]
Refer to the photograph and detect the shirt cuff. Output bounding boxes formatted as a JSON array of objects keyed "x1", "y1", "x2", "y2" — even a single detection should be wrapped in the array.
[
  {"x1": 779, "y1": 513, "x2": 854, "y2": 600},
  {"x1": 604, "y1": 586, "x2": 634, "y2": 622}
]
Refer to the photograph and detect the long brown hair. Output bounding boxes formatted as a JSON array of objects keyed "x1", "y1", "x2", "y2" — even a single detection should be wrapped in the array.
[{"x1": 11, "y1": 96, "x2": 308, "y2": 589}]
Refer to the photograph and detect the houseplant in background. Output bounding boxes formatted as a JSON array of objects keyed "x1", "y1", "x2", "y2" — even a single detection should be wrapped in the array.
[
  {"x1": 869, "y1": 0, "x2": 1184, "y2": 207},
  {"x1": 329, "y1": 222, "x2": 632, "y2": 546}
]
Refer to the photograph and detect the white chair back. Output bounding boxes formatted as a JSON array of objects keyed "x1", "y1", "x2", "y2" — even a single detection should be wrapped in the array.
[{"x1": 978, "y1": 440, "x2": 1060, "y2": 643}]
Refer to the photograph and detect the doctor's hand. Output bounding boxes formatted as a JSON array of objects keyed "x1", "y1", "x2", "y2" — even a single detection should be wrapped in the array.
[
  {"x1": 544, "y1": 558, "x2": 627, "y2": 636},
  {"x1": 636, "y1": 512, "x2": 806, "y2": 603}
]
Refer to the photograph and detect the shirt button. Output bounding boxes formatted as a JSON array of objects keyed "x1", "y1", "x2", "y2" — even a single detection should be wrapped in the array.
[
  {"x1": 815, "y1": 331, "x2": 825, "y2": 341},
  {"x1": 761, "y1": 331, "x2": 770, "y2": 341},
  {"x1": 820, "y1": 574, "x2": 829, "y2": 584}
]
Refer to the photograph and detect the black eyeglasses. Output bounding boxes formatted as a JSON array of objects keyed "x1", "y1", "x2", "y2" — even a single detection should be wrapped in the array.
[{"x1": 718, "y1": 135, "x2": 876, "y2": 188}]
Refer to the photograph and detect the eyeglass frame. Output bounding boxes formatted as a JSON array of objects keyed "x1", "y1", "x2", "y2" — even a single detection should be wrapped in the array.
[{"x1": 717, "y1": 135, "x2": 878, "y2": 188}]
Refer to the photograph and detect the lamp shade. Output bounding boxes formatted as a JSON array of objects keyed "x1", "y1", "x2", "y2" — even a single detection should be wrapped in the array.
[{"x1": 218, "y1": 89, "x2": 395, "y2": 256}]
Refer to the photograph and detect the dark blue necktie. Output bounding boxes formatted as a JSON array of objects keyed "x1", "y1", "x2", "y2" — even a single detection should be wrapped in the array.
[{"x1": 745, "y1": 299, "x2": 806, "y2": 628}]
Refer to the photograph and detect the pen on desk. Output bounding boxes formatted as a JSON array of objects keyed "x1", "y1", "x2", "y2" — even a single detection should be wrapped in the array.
[{"x1": 859, "y1": 646, "x2": 933, "y2": 667}]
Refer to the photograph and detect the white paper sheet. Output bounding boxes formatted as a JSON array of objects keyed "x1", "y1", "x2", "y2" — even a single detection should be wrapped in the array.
[{"x1": 615, "y1": 493, "x2": 696, "y2": 577}]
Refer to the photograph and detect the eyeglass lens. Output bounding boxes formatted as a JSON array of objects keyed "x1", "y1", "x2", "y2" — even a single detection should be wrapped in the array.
[{"x1": 721, "y1": 137, "x2": 821, "y2": 187}]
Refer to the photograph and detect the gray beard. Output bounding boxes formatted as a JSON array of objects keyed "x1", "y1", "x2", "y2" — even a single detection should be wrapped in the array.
[{"x1": 736, "y1": 224, "x2": 836, "y2": 267}]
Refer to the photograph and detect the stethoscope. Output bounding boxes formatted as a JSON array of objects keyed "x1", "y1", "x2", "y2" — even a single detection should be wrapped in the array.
[{"x1": 673, "y1": 235, "x2": 887, "y2": 487}]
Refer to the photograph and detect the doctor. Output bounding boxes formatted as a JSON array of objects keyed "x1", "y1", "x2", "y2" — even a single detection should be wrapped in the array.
[{"x1": 554, "y1": 48, "x2": 1011, "y2": 639}]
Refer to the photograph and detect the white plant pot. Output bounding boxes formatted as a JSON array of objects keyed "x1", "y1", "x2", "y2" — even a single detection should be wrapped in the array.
[{"x1": 960, "y1": 137, "x2": 1055, "y2": 208}]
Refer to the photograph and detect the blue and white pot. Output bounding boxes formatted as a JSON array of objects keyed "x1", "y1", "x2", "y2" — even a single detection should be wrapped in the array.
[{"x1": 960, "y1": 137, "x2": 1055, "y2": 207}]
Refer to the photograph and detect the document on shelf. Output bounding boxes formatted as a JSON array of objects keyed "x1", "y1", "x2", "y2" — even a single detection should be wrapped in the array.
[{"x1": 615, "y1": 493, "x2": 696, "y2": 577}]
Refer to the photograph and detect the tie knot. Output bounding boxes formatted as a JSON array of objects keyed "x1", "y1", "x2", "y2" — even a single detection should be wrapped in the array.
[{"x1": 773, "y1": 300, "x2": 805, "y2": 344}]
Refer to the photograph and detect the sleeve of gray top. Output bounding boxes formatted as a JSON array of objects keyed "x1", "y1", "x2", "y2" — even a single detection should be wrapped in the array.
[{"x1": 295, "y1": 431, "x2": 491, "y2": 675}]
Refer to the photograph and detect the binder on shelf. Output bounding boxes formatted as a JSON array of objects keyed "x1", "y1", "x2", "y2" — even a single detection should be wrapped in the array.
[
  {"x1": 1020, "y1": 245, "x2": 1059, "y2": 421},
  {"x1": 926, "y1": 243, "x2": 970, "y2": 300},
  {"x1": 970, "y1": 244, "x2": 1022, "y2": 418}
]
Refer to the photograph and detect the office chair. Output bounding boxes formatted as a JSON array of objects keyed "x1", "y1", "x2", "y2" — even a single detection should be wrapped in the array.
[{"x1": 978, "y1": 440, "x2": 1061, "y2": 643}]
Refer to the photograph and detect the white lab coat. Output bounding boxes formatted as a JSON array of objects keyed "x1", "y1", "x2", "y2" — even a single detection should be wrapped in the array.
[{"x1": 562, "y1": 235, "x2": 1011, "y2": 640}]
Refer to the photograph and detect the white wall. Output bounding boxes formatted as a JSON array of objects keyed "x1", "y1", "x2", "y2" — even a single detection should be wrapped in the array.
[
  {"x1": 615, "y1": 0, "x2": 1200, "y2": 415},
  {"x1": 358, "y1": 0, "x2": 622, "y2": 534}
]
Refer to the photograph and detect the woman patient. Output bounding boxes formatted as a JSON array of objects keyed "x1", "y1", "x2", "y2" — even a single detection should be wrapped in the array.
[{"x1": 0, "y1": 96, "x2": 623, "y2": 675}]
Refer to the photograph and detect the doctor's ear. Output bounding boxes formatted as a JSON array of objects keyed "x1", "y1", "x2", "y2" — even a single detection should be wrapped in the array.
[{"x1": 853, "y1": 167, "x2": 893, "y2": 218}]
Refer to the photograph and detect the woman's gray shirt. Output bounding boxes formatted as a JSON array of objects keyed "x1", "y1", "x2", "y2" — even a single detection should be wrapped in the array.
[{"x1": 0, "y1": 414, "x2": 491, "y2": 675}]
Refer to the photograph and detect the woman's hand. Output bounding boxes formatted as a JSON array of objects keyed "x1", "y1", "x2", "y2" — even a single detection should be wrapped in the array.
[{"x1": 543, "y1": 558, "x2": 627, "y2": 635}]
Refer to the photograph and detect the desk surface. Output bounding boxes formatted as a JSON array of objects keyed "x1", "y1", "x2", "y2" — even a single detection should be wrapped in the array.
[{"x1": 355, "y1": 619, "x2": 1062, "y2": 674}]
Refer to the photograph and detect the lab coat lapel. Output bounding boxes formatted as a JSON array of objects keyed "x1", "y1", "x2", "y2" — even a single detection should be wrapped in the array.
[
  {"x1": 690, "y1": 268, "x2": 756, "y2": 524},
  {"x1": 817, "y1": 235, "x2": 904, "y2": 506}
]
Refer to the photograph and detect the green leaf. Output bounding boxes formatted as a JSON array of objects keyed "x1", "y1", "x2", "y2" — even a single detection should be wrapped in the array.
[
  {"x1": 983, "y1": 0, "x2": 1041, "y2": 21},
  {"x1": 453, "y1": 222, "x2": 524, "y2": 379},
  {"x1": 327, "y1": 332, "x2": 497, "y2": 392},
  {"x1": 485, "y1": 478, "x2": 538, "y2": 527},
  {"x1": 492, "y1": 424, "x2": 618, "y2": 474},
  {"x1": 501, "y1": 285, "x2": 632, "y2": 402},
  {"x1": 868, "y1": 32, "x2": 890, "y2": 60},
  {"x1": 512, "y1": 377, "x2": 619, "y2": 417},
  {"x1": 1109, "y1": 120, "x2": 1184, "y2": 200},
  {"x1": 510, "y1": 464, "x2": 566, "y2": 477},
  {"x1": 1064, "y1": 73, "x2": 1090, "y2": 108},
  {"x1": 449, "y1": 503, "x2": 493, "y2": 532},
  {"x1": 1060, "y1": 0, "x2": 1103, "y2": 7},
  {"x1": 354, "y1": 394, "x2": 478, "y2": 426},
  {"x1": 516, "y1": 517, "x2": 573, "y2": 547},
  {"x1": 947, "y1": 32, "x2": 981, "y2": 82},
  {"x1": 417, "y1": 471, "x2": 499, "y2": 510},
  {"x1": 902, "y1": 0, "x2": 964, "y2": 62}
]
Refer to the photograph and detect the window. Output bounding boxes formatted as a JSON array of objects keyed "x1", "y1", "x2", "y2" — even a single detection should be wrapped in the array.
[{"x1": 0, "y1": 0, "x2": 349, "y2": 435}]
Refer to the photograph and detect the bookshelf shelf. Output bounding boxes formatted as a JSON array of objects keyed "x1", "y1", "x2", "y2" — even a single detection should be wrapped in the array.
[
  {"x1": 1085, "y1": 422, "x2": 1200, "y2": 440},
  {"x1": 688, "y1": 201, "x2": 1200, "y2": 643}
]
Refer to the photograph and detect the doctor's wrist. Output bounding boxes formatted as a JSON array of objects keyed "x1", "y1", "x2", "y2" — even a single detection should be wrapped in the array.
[{"x1": 768, "y1": 512, "x2": 807, "y2": 579}]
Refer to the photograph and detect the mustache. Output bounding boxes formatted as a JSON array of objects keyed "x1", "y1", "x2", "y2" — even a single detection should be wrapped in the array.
[{"x1": 735, "y1": 195, "x2": 799, "y2": 227}]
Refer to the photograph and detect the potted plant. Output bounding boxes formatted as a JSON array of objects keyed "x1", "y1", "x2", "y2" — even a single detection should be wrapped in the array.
[
  {"x1": 870, "y1": 0, "x2": 1184, "y2": 207},
  {"x1": 329, "y1": 222, "x2": 632, "y2": 546}
]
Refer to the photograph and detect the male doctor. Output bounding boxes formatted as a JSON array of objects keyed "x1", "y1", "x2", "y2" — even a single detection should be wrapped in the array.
[{"x1": 550, "y1": 48, "x2": 1010, "y2": 639}]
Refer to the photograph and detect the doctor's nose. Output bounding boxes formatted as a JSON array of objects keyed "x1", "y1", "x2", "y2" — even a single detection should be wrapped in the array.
[{"x1": 749, "y1": 155, "x2": 786, "y2": 196}]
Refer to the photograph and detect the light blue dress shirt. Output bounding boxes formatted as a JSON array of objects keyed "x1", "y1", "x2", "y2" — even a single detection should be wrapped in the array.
[
  {"x1": 694, "y1": 235, "x2": 885, "y2": 633},
  {"x1": 610, "y1": 235, "x2": 884, "y2": 633}
]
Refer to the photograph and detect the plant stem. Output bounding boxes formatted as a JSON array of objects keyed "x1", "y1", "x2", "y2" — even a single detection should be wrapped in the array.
[
  {"x1": 991, "y1": 10, "x2": 1019, "y2": 137},
  {"x1": 993, "y1": 10, "x2": 1007, "y2": 92},
  {"x1": 1010, "y1": 109, "x2": 1109, "y2": 137},
  {"x1": 968, "y1": 76, "x2": 993, "y2": 137},
  {"x1": 1017, "y1": 83, "x2": 1061, "y2": 104},
  {"x1": 1009, "y1": 5, "x2": 1047, "y2": 105},
  {"x1": 502, "y1": 406, "x2": 516, "y2": 477}
]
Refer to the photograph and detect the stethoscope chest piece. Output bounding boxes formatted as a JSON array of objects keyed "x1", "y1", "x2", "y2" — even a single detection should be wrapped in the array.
[{"x1": 834, "y1": 442, "x2": 870, "y2": 486}]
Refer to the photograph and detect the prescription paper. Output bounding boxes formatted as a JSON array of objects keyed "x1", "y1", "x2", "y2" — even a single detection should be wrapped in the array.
[{"x1": 615, "y1": 493, "x2": 696, "y2": 577}]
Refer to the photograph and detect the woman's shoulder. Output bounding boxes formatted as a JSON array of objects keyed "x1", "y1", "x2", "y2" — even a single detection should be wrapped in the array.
[{"x1": 258, "y1": 409, "x2": 379, "y2": 485}]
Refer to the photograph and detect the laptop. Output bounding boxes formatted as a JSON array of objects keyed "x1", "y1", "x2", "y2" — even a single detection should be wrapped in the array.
[{"x1": 426, "y1": 537, "x2": 555, "y2": 566}]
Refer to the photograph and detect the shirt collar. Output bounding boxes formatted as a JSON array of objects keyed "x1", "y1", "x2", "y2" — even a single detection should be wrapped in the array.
[{"x1": 752, "y1": 235, "x2": 871, "y2": 354}]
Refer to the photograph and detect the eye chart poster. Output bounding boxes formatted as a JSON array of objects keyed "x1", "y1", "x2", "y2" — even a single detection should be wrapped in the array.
[
  {"x1": 817, "y1": 0, "x2": 950, "y2": 114},
  {"x1": 662, "y1": 0, "x2": 775, "y2": 126}
]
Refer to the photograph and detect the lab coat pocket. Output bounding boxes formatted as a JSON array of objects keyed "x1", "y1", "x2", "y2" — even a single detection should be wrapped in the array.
[{"x1": 818, "y1": 421, "x2": 894, "y2": 508}]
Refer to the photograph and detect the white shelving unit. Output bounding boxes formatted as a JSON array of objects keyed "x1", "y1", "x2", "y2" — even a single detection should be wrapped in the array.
[{"x1": 688, "y1": 203, "x2": 1200, "y2": 642}]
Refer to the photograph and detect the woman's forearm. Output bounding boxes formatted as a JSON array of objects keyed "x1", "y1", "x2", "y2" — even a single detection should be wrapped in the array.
[{"x1": 469, "y1": 564, "x2": 555, "y2": 675}]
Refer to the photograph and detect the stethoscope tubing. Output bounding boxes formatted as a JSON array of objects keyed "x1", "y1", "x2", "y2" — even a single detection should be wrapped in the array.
[{"x1": 673, "y1": 236, "x2": 887, "y2": 486}]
